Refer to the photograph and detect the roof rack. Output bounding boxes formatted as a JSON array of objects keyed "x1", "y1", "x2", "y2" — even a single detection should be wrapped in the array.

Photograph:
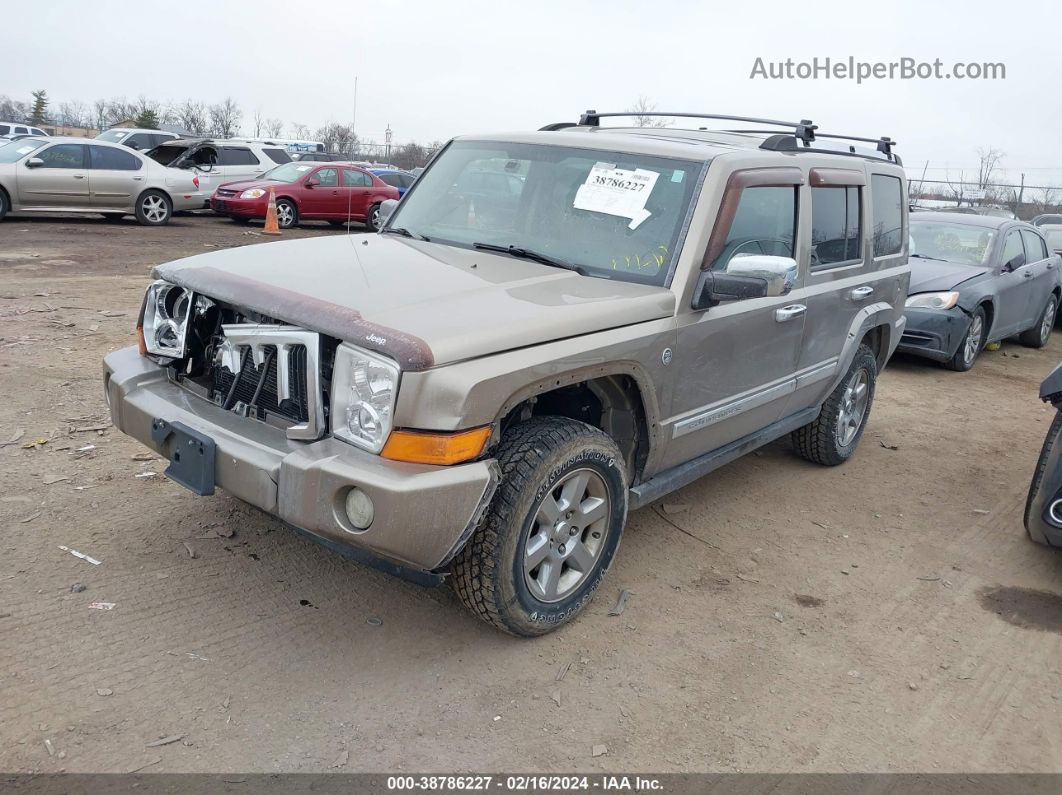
[
  {"x1": 544, "y1": 110, "x2": 899, "y2": 164},
  {"x1": 576, "y1": 110, "x2": 818, "y2": 145}
]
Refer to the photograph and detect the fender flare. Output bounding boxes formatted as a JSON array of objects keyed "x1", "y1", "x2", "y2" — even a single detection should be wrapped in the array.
[{"x1": 825, "y1": 301, "x2": 896, "y2": 393}]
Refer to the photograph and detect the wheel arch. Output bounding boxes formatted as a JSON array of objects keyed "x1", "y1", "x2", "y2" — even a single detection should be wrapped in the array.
[{"x1": 496, "y1": 368, "x2": 658, "y2": 485}]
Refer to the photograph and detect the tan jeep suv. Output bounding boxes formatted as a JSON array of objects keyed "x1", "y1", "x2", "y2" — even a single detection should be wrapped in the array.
[{"x1": 104, "y1": 111, "x2": 910, "y2": 635}]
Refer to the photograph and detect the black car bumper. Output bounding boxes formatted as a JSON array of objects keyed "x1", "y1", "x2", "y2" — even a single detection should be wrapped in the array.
[{"x1": 896, "y1": 306, "x2": 971, "y2": 363}]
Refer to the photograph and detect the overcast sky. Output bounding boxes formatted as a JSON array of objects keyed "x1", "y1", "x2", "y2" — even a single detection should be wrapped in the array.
[{"x1": 6, "y1": 0, "x2": 1060, "y2": 189}]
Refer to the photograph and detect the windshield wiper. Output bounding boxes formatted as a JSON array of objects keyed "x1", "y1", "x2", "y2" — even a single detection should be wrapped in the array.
[
  {"x1": 473, "y1": 242, "x2": 586, "y2": 275},
  {"x1": 910, "y1": 253, "x2": 950, "y2": 262},
  {"x1": 382, "y1": 226, "x2": 430, "y2": 241}
]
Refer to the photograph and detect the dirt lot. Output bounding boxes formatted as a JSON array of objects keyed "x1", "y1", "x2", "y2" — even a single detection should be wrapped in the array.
[{"x1": 1, "y1": 213, "x2": 1061, "y2": 775}]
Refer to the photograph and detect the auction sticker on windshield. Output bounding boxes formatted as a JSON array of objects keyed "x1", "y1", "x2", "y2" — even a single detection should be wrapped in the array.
[{"x1": 574, "y1": 162, "x2": 659, "y2": 229}]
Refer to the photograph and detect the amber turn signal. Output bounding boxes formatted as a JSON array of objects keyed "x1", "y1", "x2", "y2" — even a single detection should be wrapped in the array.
[
  {"x1": 136, "y1": 324, "x2": 147, "y2": 356},
  {"x1": 381, "y1": 426, "x2": 491, "y2": 466}
]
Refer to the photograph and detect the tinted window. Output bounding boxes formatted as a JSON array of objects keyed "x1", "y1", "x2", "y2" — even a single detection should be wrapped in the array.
[
  {"x1": 15, "y1": 126, "x2": 28, "y2": 135},
  {"x1": 811, "y1": 186, "x2": 862, "y2": 265},
  {"x1": 1022, "y1": 230, "x2": 1048, "y2": 262},
  {"x1": 315, "y1": 168, "x2": 338, "y2": 187},
  {"x1": 712, "y1": 186, "x2": 797, "y2": 271},
  {"x1": 262, "y1": 148, "x2": 292, "y2": 164},
  {"x1": 379, "y1": 173, "x2": 404, "y2": 188},
  {"x1": 0, "y1": 125, "x2": 9, "y2": 135},
  {"x1": 1001, "y1": 231, "x2": 1024, "y2": 267},
  {"x1": 31, "y1": 128, "x2": 46, "y2": 137},
  {"x1": 221, "y1": 147, "x2": 259, "y2": 166},
  {"x1": 125, "y1": 134, "x2": 149, "y2": 150},
  {"x1": 343, "y1": 169, "x2": 373, "y2": 187},
  {"x1": 89, "y1": 145, "x2": 142, "y2": 171},
  {"x1": 36, "y1": 144, "x2": 85, "y2": 168},
  {"x1": 870, "y1": 174, "x2": 904, "y2": 257}
]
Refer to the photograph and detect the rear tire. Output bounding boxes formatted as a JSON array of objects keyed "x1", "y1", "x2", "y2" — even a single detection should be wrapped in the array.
[
  {"x1": 451, "y1": 417, "x2": 628, "y2": 636},
  {"x1": 792, "y1": 344, "x2": 877, "y2": 466},
  {"x1": 945, "y1": 305, "x2": 986, "y2": 371},
  {"x1": 366, "y1": 203, "x2": 382, "y2": 232},
  {"x1": 134, "y1": 190, "x2": 172, "y2": 226},
  {"x1": 1019, "y1": 294, "x2": 1057, "y2": 348},
  {"x1": 0, "y1": 188, "x2": 11, "y2": 221}
]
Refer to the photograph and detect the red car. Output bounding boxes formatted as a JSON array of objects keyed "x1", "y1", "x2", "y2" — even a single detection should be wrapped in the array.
[{"x1": 210, "y1": 161, "x2": 400, "y2": 230}]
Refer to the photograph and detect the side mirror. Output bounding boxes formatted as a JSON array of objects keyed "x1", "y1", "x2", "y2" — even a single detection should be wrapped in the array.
[
  {"x1": 305, "y1": 179, "x2": 318, "y2": 188},
  {"x1": 127, "y1": 142, "x2": 141, "y2": 150},
  {"x1": 726, "y1": 255, "x2": 797, "y2": 297},
  {"x1": 1004, "y1": 254, "x2": 1026, "y2": 272},
  {"x1": 25, "y1": 157, "x2": 43, "y2": 169},
  {"x1": 378, "y1": 198, "x2": 399, "y2": 228}
]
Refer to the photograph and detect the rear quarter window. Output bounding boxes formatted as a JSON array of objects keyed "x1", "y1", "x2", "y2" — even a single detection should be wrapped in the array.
[
  {"x1": 870, "y1": 174, "x2": 904, "y2": 257},
  {"x1": 262, "y1": 148, "x2": 292, "y2": 164}
]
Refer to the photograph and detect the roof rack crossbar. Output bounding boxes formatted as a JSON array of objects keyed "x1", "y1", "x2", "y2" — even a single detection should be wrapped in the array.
[{"x1": 578, "y1": 110, "x2": 818, "y2": 144}]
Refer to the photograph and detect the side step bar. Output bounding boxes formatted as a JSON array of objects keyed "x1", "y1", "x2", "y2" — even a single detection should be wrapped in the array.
[{"x1": 628, "y1": 406, "x2": 819, "y2": 511}]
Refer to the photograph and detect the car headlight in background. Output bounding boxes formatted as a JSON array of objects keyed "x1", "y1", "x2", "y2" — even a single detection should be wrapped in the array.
[
  {"x1": 905, "y1": 291, "x2": 960, "y2": 310},
  {"x1": 140, "y1": 280, "x2": 192, "y2": 358},
  {"x1": 331, "y1": 344, "x2": 400, "y2": 453},
  {"x1": 239, "y1": 188, "x2": 266, "y2": 199}
]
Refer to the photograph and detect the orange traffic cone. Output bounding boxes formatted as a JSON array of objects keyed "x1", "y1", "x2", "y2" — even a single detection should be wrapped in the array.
[{"x1": 262, "y1": 187, "x2": 281, "y2": 236}]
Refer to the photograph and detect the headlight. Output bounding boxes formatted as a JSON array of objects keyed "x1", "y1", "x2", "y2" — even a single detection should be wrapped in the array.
[
  {"x1": 331, "y1": 344, "x2": 400, "y2": 453},
  {"x1": 240, "y1": 188, "x2": 266, "y2": 199},
  {"x1": 905, "y1": 291, "x2": 960, "y2": 310},
  {"x1": 141, "y1": 280, "x2": 192, "y2": 358}
]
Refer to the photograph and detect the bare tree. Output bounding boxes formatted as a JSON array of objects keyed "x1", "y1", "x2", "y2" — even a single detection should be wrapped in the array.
[
  {"x1": 976, "y1": 147, "x2": 1005, "y2": 190},
  {"x1": 1036, "y1": 187, "x2": 1059, "y2": 214},
  {"x1": 57, "y1": 100, "x2": 89, "y2": 128},
  {"x1": 252, "y1": 108, "x2": 264, "y2": 137},
  {"x1": 626, "y1": 95, "x2": 669, "y2": 128},
  {"x1": 315, "y1": 122, "x2": 358, "y2": 157},
  {"x1": 208, "y1": 97, "x2": 242, "y2": 138},
  {"x1": 265, "y1": 118, "x2": 284, "y2": 138},
  {"x1": 289, "y1": 122, "x2": 310, "y2": 139},
  {"x1": 174, "y1": 100, "x2": 208, "y2": 136},
  {"x1": 92, "y1": 99, "x2": 109, "y2": 131}
]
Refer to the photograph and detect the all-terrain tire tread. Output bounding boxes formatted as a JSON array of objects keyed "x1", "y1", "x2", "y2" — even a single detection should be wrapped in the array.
[
  {"x1": 791, "y1": 344, "x2": 876, "y2": 466},
  {"x1": 451, "y1": 417, "x2": 617, "y2": 635}
]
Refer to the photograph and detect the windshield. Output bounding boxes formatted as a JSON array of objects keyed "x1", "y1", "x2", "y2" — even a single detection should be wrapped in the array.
[
  {"x1": 0, "y1": 139, "x2": 46, "y2": 163},
  {"x1": 96, "y1": 130, "x2": 129, "y2": 142},
  {"x1": 1045, "y1": 228, "x2": 1062, "y2": 252},
  {"x1": 910, "y1": 221, "x2": 996, "y2": 266},
  {"x1": 388, "y1": 140, "x2": 703, "y2": 285},
  {"x1": 261, "y1": 162, "x2": 314, "y2": 183}
]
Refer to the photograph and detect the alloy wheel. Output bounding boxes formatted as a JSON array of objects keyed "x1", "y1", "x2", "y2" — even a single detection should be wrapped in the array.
[
  {"x1": 141, "y1": 194, "x2": 168, "y2": 223},
  {"x1": 835, "y1": 368, "x2": 870, "y2": 447},
  {"x1": 1041, "y1": 297, "x2": 1057, "y2": 345},
  {"x1": 964, "y1": 314, "x2": 984, "y2": 367},
  {"x1": 277, "y1": 203, "x2": 294, "y2": 228},
  {"x1": 523, "y1": 468, "x2": 611, "y2": 603}
]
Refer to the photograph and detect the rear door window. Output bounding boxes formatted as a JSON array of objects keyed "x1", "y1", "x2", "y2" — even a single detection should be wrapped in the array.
[
  {"x1": 15, "y1": 126, "x2": 28, "y2": 135},
  {"x1": 220, "y1": 147, "x2": 260, "y2": 166},
  {"x1": 343, "y1": 169, "x2": 373, "y2": 187},
  {"x1": 262, "y1": 148, "x2": 292, "y2": 164},
  {"x1": 870, "y1": 174, "x2": 904, "y2": 257},
  {"x1": 811, "y1": 186, "x2": 862, "y2": 266},
  {"x1": 1001, "y1": 230, "x2": 1025, "y2": 268},
  {"x1": 1022, "y1": 230, "x2": 1048, "y2": 263},
  {"x1": 89, "y1": 145, "x2": 142, "y2": 170}
]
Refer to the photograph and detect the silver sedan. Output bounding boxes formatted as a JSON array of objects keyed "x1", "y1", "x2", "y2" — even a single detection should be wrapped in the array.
[{"x1": 0, "y1": 137, "x2": 206, "y2": 226}]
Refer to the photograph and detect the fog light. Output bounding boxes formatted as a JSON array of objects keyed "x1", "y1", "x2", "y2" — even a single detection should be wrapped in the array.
[{"x1": 344, "y1": 487, "x2": 375, "y2": 530}]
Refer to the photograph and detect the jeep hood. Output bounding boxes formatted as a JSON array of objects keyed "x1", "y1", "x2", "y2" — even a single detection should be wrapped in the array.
[
  {"x1": 908, "y1": 258, "x2": 990, "y2": 294},
  {"x1": 154, "y1": 235, "x2": 675, "y2": 370}
]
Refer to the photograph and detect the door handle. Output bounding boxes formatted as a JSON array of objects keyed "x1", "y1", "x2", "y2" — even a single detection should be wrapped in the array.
[
  {"x1": 1048, "y1": 263, "x2": 1056, "y2": 270},
  {"x1": 849, "y1": 286, "x2": 874, "y2": 301},
  {"x1": 1024, "y1": 271, "x2": 1033, "y2": 278},
  {"x1": 775, "y1": 304, "x2": 807, "y2": 322},
  {"x1": 73, "y1": 174, "x2": 85, "y2": 179}
]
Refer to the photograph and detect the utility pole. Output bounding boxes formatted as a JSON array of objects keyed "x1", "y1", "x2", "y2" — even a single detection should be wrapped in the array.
[{"x1": 385, "y1": 124, "x2": 392, "y2": 165}]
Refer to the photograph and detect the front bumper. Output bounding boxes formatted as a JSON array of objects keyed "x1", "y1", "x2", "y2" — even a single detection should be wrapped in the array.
[
  {"x1": 103, "y1": 346, "x2": 498, "y2": 572},
  {"x1": 210, "y1": 195, "x2": 267, "y2": 218},
  {"x1": 896, "y1": 306, "x2": 971, "y2": 363}
]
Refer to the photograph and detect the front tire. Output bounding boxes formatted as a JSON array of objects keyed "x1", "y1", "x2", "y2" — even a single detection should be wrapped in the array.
[
  {"x1": 275, "y1": 199, "x2": 298, "y2": 229},
  {"x1": 451, "y1": 417, "x2": 628, "y2": 636},
  {"x1": 1019, "y1": 294, "x2": 1057, "y2": 348},
  {"x1": 792, "y1": 344, "x2": 877, "y2": 466},
  {"x1": 0, "y1": 188, "x2": 8, "y2": 221},
  {"x1": 945, "y1": 305, "x2": 986, "y2": 371},
  {"x1": 135, "y1": 190, "x2": 172, "y2": 226}
]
